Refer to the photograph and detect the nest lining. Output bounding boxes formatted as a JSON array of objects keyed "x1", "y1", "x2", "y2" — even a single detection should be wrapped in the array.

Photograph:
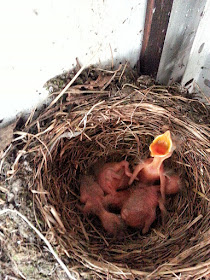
[{"x1": 12, "y1": 66, "x2": 210, "y2": 279}]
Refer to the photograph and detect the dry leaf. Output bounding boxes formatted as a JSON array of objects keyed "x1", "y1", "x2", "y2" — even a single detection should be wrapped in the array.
[
  {"x1": 66, "y1": 74, "x2": 111, "y2": 103},
  {"x1": 0, "y1": 121, "x2": 17, "y2": 151},
  {"x1": 73, "y1": 74, "x2": 111, "y2": 90}
]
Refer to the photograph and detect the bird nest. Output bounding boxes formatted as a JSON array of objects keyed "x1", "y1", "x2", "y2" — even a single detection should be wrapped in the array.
[{"x1": 11, "y1": 65, "x2": 210, "y2": 279}]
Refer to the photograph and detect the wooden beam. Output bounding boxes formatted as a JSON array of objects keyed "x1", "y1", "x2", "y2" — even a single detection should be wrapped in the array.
[{"x1": 139, "y1": 0, "x2": 174, "y2": 77}]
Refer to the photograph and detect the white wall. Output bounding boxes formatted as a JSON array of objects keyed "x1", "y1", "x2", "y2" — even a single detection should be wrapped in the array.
[
  {"x1": 182, "y1": 0, "x2": 210, "y2": 98},
  {"x1": 0, "y1": 0, "x2": 147, "y2": 126},
  {"x1": 156, "y1": 0, "x2": 210, "y2": 100},
  {"x1": 1, "y1": 0, "x2": 209, "y2": 128},
  {"x1": 156, "y1": 0, "x2": 207, "y2": 85}
]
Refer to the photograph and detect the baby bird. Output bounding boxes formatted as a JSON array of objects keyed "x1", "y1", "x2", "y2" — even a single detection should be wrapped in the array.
[
  {"x1": 103, "y1": 189, "x2": 131, "y2": 210},
  {"x1": 80, "y1": 175, "x2": 124, "y2": 235},
  {"x1": 165, "y1": 175, "x2": 181, "y2": 194},
  {"x1": 80, "y1": 175, "x2": 104, "y2": 214},
  {"x1": 129, "y1": 131, "x2": 175, "y2": 203},
  {"x1": 98, "y1": 209, "x2": 125, "y2": 236},
  {"x1": 103, "y1": 173, "x2": 180, "y2": 235},
  {"x1": 95, "y1": 160, "x2": 132, "y2": 194},
  {"x1": 121, "y1": 183, "x2": 165, "y2": 234},
  {"x1": 103, "y1": 174, "x2": 180, "y2": 211}
]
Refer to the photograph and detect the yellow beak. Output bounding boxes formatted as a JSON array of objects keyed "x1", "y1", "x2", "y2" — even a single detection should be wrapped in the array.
[{"x1": 149, "y1": 130, "x2": 173, "y2": 157}]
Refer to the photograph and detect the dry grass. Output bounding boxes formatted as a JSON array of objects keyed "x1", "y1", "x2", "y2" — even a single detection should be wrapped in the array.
[{"x1": 7, "y1": 64, "x2": 210, "y2": 279}]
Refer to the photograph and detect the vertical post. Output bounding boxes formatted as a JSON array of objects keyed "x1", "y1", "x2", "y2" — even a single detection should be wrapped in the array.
[
  {"x1": 157, "y1": 0, "x2": 207, "y2": 85},
  {"x1": 139, "y1": 0, "x2": 174, "y2": 77}
]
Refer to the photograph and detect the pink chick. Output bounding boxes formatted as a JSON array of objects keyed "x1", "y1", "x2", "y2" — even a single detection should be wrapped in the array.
[
  {"x1": 121, "y1": 184, "x2": 166, "y2": 234},
  {"x1": 98, "y1": 209, "x2": 125, "y2": 236},
  {"x1": 96, "y1": 160, "x2": 132, "y2": 194},
  {"x1": 103, "y1": 175, "x2": 180, "y2": 212},
  {"x1": 103, "y1": 189, "x2": 131, "y2": 210},
  {"x1": 80, "y1": 175, "x2": 104, "y2": 214},
  {"x1": 165, "y1": 175, "x2": 181, "y2": 195},
  {"x1": 80, "y1": 175, "x2": 124, "y2": 235},
  {"x1": 129, "y1": 130, "x2": 175, "y2": 203}
]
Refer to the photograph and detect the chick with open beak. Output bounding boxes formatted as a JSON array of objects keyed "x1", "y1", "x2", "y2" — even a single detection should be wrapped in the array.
[{"x1": 129, "y1": 130, "x2": 175, "y2": 202}]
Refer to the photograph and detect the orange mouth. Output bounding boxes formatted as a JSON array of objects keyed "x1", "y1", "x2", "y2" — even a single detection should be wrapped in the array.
[{"x1": 149, "y1": 130, "x2": 173, "y2": 157}]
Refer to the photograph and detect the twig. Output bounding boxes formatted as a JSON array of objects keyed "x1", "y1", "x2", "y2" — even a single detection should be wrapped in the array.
[
  {"x1": 77, "y1": 100, "x2": 105, "y2": 128},
  {"x1": 0, "y1": 209, "x2": 76, "y2": 280},
  {"x1": 119, "y1": 61, "x2": 128, "y2": 82},
  {"x1": 49, "y1": 100, "x2": 105, "y2": 152},
  {"x1": 101, "y1": 64, "x2": 122, "y2": 91},
  {"x1": 49, "y1": 49, "x2": 100, "y2": 108},
  {"x1": 5, "y1": 275, "x2": 23, "y2": 280},
  {"x1": 109, "y1": 43, "x2": 114, "y2": 69},
  {"x1": 194, "y1": 82, "x2": 210, "y2": 105},
  {"x1": 0, "y1": 144, "x2": 12, "y2": 173}
]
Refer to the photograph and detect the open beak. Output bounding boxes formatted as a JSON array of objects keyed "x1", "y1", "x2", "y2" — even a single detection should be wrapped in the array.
[{"x1": 149, "y1": 130, "x2": 173, "y2": 157}]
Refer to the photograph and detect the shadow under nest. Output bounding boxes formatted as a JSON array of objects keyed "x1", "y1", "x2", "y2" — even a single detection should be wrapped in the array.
[{"x1": 16, "y1": 66, "x2": 210, "y2": 279}]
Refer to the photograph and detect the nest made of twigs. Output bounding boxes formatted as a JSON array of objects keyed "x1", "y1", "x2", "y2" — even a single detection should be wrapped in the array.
[{"x1": 11, "y1": 65, "x2": 210, "y2": 279}]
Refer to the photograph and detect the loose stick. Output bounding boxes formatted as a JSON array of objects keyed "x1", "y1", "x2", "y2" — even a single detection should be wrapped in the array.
[{"x1": 0, "y1": 209, "x2": 76, "y2": 280}]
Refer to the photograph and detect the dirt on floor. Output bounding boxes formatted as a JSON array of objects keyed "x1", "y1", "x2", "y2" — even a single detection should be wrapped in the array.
[{"x1": 0, "y1": 159, "x2": 70, "y2": 280}]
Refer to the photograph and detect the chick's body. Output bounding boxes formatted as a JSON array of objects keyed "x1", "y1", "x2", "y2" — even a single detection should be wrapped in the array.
[
  {"x1": 103, "y1": 174, "x2": 180, "y2": 211},
  {"x1": 80, "y1": 175, "x2": 104, "y2": 214},
  {"x1": 96, "y1": 160, "x2": 132, "y2": 194},
  {"x1": 165, "y1": 175, "x2": 181, "y2": 194},
  {"x1": 99, "y1": 210, "x2": 125, "y2": 235},
  {"x1": 80, "y1": 175, "x2": 124, "y2": 235},
  {"x1": 103, "y1": 189, "x2": 131, "y2": 210},
  {"x1": 121, "y1": 184, "x2": 164, "y2": 234},
  {"x1": 130, "y1": 158, "x2": 164, "y2": 184},
  {"x1": 129, "y1": 155, "x2": 174, "y2": 204},
  {"x1": 130, "y1": 130, "x2": 174, "y2": 203}
]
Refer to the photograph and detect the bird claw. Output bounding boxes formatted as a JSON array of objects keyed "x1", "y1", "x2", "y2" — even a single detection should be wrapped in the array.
[{"x1": 121, "y1": 209, "x2": 129, "y2": 220}]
